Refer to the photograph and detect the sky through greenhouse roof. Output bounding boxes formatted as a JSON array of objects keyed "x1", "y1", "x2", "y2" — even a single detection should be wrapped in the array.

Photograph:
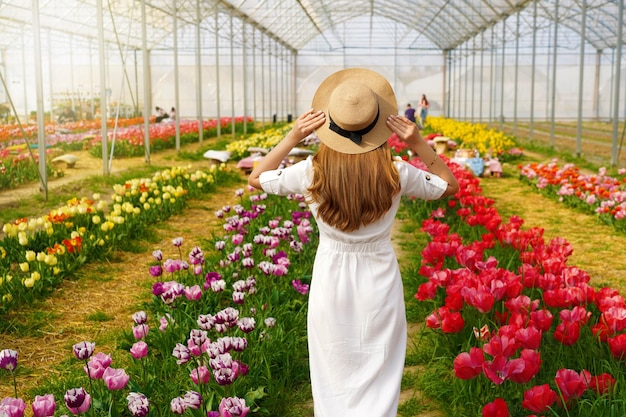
[{"x1": 0, "y1": 0, "x2": 623, "y2": 53}]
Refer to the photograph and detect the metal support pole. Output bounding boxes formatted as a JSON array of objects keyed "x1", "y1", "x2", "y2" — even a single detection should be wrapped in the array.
[
  {"x1": 549, "y1": 0, "x2": 559, "y2": 147},
  {"x1": 97, "y1": 0, "x2": 109, "y2": 174},
  {"x1": 443, "y1": 49, "x2": 449, "y2": 117},
  {"x1": 173, "y1": 0, "x2": 181, "y2": 151},
  {"x1": 242, "y1": 21, "x2": 248, "y2": 135},
  {"x1": 530, "y1": 1, "x2": 537, "y2": 140},
  {"x1": 230, "y1": 11, "x2": 235, "y2": 138},
  {"x1": 576, "y1": 0, "x2": 587, "y2": 157},
  {"x1": 140, "y1": 0, "x2": 150, "y2": 164},
  {"x1": 214, "y1": 2, "x2": 221, "y2": 137},
  {"x1": 463, "y1": 41, "x2": 469, "y2": 121},
  {"x1": 196, "y1": 0, "x2": 204, "y2": 142},
  {"x1": 611, "y1": 0, "x2": 624, "y2": 166},
  {"x1": 499, "y1": 18, "x2": 506, "y2": 131},
  {"x1": 489, "y1": 28, "x2": 495, "y2": 124},
  {"x1": 513, "y1": 11, "x2": 520, "y2": 137},
  {"x1": 479, "y1": 31, "x2": 484, "y2": 122},
  {"x1": 252, "y1": 27, "x2": 257, "y2": 123},
  {"x1": 593, "y1": 49, "x2": 601, "y2": 120},
  {"x1": 32, "y1": 0, "x2": 48, "y2": 196}
]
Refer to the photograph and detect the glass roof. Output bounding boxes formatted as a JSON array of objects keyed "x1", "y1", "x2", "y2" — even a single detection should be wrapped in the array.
[{"x1": 0, "y1": 0, "x2": 623, "y2": 54}]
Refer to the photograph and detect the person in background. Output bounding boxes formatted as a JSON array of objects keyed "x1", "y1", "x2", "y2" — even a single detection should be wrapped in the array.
[
  {"x1": 419, "y1": 94, "x2": 430, "y2": 125},
  {"x1": 170, "y1": 107, "x2": 176, "y2": 121},
  {"x1": 155, "y1": 106, "x2": 169, "y2": 123},
  {"x1": 248, "y1": 68, "x2": 458, "y2": 417},
  {"x1": 57, "y1": 107, "x2": 76, "y2": 124},
  {"x1": 404, "y1": 103, "x2": 416, "y2": 123}
]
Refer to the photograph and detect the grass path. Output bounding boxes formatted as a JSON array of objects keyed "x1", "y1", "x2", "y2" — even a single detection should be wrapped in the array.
[{"x1": 479, "y1": 170, "x2": 626, "y2": 295}]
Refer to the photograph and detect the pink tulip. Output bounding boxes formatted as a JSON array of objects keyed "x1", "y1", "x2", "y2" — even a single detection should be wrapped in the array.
[
  {"x1": 184, "y1": 285, "x2": 203, "y2": 301},
  {"x1": 102, "y1": 367, "x2": 130, "y2": 390},
  {"x1": 190, "y1": 365, "x2": 211, "y2": 384},
  {"x1": 130, "y1": 341, "x2": 148, "y2": 359},
  {"x1": 84, "y1": 352, "x2": 112, "y2": 379},
  {"x1": 31, "y1": 394, "x2": 56, "y2": 417},
  {"x1": 132, "y1": 324, "x2": 149, "y2": 340},
  {"x1": 0, "y1": 397, "x2": 26, "y2": 417}
]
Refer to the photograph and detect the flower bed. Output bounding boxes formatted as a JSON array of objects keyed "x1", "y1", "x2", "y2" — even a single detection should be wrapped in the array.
[
  {"x1": 0, "y1": 117, "x2": 253, "y2": 190},
  {"x1": 1, "y1": 185, "x2": 318, "y2": 416},
  {"x1": 426, "y1": 116, "x2": 518, "y2": 157},
  {"x1": 519, "y1": 160, "x2": 626, "y2": 234},
  {"x1": 0, "y1": 164, "x2": 237, "y2": 314},
  {"x1": 406, "y1": 161, "x2": 626, "y2": 416}
]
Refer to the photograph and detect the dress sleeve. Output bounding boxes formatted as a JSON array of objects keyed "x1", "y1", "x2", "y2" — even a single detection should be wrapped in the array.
[
  {"x1": 259, "y1": 157, "x2": 313, "y2": 196},
  {"x1": 396, "y1": 161, "x2": 448, "y2": 200}
]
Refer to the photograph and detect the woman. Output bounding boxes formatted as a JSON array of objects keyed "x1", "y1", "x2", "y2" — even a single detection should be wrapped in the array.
[
  {"x1": 419, "y1": 94, "x2": 430, "y2": 125},
  {"x1": 249, "y1": 68, "x2": 458, "y2": 417}
]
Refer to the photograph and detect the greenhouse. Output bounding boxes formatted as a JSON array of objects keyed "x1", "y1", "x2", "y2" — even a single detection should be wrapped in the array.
[
  {"x1": 2, "y1": 1, "x2": 626, "y2": 417},
  {"x1": 1, "y1": 1, "x2": 625, "y2": 164}
]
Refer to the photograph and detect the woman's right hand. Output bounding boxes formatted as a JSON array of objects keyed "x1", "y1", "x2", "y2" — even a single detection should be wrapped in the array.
[{"x1": 290, "y1": 109, "x2": 326, "y2": 143}]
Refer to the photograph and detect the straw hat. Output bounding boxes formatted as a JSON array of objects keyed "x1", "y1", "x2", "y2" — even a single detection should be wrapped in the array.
[{"x1": 311, "y1": 68, "x2": 398, "y2": 154}]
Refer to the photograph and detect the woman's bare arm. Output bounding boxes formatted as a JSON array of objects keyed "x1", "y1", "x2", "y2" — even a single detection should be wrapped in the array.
[
  {"x1": 386, "y1": 115, "x2": 459, "y2": 197},
  {"x1": 248, "y1": 110, "x2": 326, "y2": 190}
]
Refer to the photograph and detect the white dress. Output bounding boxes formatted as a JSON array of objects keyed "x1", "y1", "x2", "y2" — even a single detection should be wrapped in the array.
[{"x1": 260, "y1": 157, "x2": 447, "y2": 417}]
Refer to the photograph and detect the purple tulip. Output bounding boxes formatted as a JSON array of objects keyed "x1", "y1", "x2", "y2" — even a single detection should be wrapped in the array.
[
  {"x1": 237, "y1": 317, "x2": 256, "y2": 333},
  {"x1": 183, "y1": 391, "x2": 202, "y2": 410},
  {"x1": 219, "y1": 397, "x2": 250, "y2": 417},
  {"x1": 132, "y1": 311, "x2": 147, "y2": 325},
  {"x1": 291, "y1": 279, "x2": 310, "y2": 295},
  {"x1": 188, "y1": 246, "x2": 204, "y2": 265},
  {"x1": 72, "y1": 342, "x2": 95, "y2": 361},
  {"x1": 172, "y1": 237, "x2": 183, "y2": 247},
  {"x1": 31, "y1": 394, "x2": 56, "y2": 417},
  {"x1": 0, "y1": 349, "x2": 18, "y2": 371},
  {"x1": 126, "y1": 392, "x2": 149, "y2": 417},
  {"x1": 1, "y1": 397, "x2": 26, "y2": 417},
  {"x1": 172, "y1": 343, "x2": 191, "y2": 364},
  {"x1": 207, "y1": 412, "x2": 219, "y2": 417},
  {"x1": 130, "y1": 341, "x2": 148, "y2": 359},
  {"x1": 170, "y1": 397, "x2": 186, "y2": 415},
  {"x1": 149, "y1": 265, "x2": 163, "y2": 277},
  {"x1": 102, "y1": 367, "x2": 130, "y2": 390},
  {"x1": 152, "y1": 249, "x2": 163, "y2": 261},
  {"x1": 64, "y1": 388, "x2": 91, "y2": 415}
]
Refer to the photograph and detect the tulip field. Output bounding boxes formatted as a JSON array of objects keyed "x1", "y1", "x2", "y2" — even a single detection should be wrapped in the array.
[{"x1": 2, "y1": 116, "x2": 626, "y2": 417}]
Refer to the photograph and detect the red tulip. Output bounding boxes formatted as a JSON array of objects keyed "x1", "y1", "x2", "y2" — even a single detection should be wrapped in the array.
[
  {"x1": 515, "y1": 326, "x2": 542, "y2": 350},
  {"x1": 482, "y1": 355, "x2": 508, "y2": 385},
  {"x1": 482, "y1": 398, "x2": 509, "y2": 417},
  {"x1": 483, "y1": 334, "x2": 520, "y2": 358},
  {"x1": 554, "y1": 321, "x2": 580, "y2": 346},
  {"x1": 461, "y1": 286, "x2": 495, "y2": 313},
  {"x1": 453, "y1": 347, "x2": 484, "y2": 380},
  {"x1": 507, "y1": 349, "x2": 541, "y2": 384},
  {"x1": 590, "y1": 372, "x2": 616, "y2": 395},
  {"x1": 529, "y1": 309, "x2": 553, "y2": 332},
  {"x1": 415, "y1": 281, "x2": 437, "y2": 301},
  {"x1": 555, "y1": 368, "x2": 591, "y2": 403},
  {"x1": 521, "y1": 384, "x2": 558, "y2": 413},
  {"x1": 607, "y1": 333, "x2": 626, "y2": 359}
]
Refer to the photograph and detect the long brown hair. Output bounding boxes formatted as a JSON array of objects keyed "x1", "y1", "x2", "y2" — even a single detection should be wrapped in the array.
[{"x1": 308, "y1": 142, "x2": 401, "y2": 232}]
